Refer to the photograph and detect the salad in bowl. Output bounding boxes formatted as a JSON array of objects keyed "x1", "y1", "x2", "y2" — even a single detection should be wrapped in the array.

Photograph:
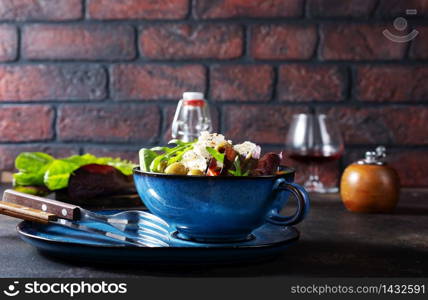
[
  {"x1": 134, "y1": 132, "x2": 310, "y2": 242},
  {"x1": 139, "y1": 131, "x2": 283, "y2": 177}
]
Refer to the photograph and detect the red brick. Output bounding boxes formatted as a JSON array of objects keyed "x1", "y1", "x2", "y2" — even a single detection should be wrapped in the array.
[
  {"x1": 278, "y1": 65, "x2": 346, "y2": 102},
  {"x1": 140, "y1": 24, "x2": 243, "y2": 60},
  {"x1": 345, "y1": 149, "x2": 428, "y2": 187},
  {"x1": 410, "y1": 27, "x2": 428, "y2": 59},
  {"x1": 210, "y1": 65, "x2": 273, "y2": 101},
  {"x1": 251, "y1": 25, "x2": 317, "y2": 60},
  {"x1": 383, "y1": 151, "x2": 428, "y2": 187},
  {"x1": 0, "y1": 0, "x2": 82, "y2": 21},
  {"x1": 22, "y1": 25, "x2": 135, "y2": 61},
  {"x1": 162, "y1": 105, "x2": 220, "y2": 143},
  {"x1": 307, "y1": 0, "x2": 377, "y2": 17},
  {"x1": 356, "y1": 66, "x2": 428, "y2": 102},
  {"x1": 377, "y1": 0, "x2": 428, "y2": 17},
  {"x1": 0, "y1": 145, "x2": 78, "y2": 171},
  {"x1": 111, "y1": 64, "x2": 206, "y2": 100},
  {"x1": 224, "y1": 105, "x2": 308, "y2": 144},
  {"x1": 194, "y1": 0, "x2": 303, "y2": 19},
  {"x1": 318, "y1": 107, "x2": 428, "y2": 145},
  {"x1": 0, "y1": 105, "x2": 53, "y2": 142},
  {"x1": 58, "y1": 105, "x2": 160, "y2": 143},
  {"x1": 87, "y1": 0, "x2": 189, "y2": 20},
  {"x1": 0, "y1": 25, "x2": 17, "y2": 62},
  {"x1": 0, "y1": 65, "x2": 106, "y2": 101},
  {"x1": 320, "y1": 24, "x2": 406, "y2": 60},
  {"x1": 83, "y1": 147, "x2": 139, "y2": 163}
]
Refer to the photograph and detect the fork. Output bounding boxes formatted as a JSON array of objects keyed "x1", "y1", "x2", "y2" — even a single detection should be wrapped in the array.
[{"x1": 2, "y1": 189, "x2": 171, "y2": 245}]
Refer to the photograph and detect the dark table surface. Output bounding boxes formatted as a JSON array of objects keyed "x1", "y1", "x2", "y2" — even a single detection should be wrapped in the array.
[{"x1": 0, "y1": 187, "x2": 427, "y2": 278}]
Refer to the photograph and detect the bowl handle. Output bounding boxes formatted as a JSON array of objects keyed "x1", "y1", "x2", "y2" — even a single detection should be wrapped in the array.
[{"x1": 267, "y1": 178, "x2": 310, "y2": 226}]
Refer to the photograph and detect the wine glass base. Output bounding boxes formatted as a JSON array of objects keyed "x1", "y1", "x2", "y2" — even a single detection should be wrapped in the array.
[
  {"x1": 305, "y1": 186, "x2": 339, "y2": 194},
  {"x1": 304, "y1": 177, "x2": 338, "y2": 194}
]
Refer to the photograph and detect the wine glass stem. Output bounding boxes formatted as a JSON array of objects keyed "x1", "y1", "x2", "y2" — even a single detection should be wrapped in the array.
[
  {"x1": 304, "y1": 163, "x2": 325, "y2": 192},
  {"x1": 310, "y1": 163, "x2": 320, "y2": 181}
]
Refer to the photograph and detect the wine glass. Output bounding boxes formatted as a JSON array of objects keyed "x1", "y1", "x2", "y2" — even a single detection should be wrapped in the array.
[{"x1": 285, "y1": 113, "x2": 344, "y2": 193}]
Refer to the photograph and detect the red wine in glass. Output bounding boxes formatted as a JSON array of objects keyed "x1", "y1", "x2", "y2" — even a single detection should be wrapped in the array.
[
  {"x1": 285, "y1": 113, "x2": 344, "y2": 193},
  {"x1": 288, "y1": 152, "x2": 343, "y2": 165}
]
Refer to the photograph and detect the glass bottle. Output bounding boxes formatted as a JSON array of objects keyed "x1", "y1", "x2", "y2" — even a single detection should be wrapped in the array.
[{"x1": 171, "y1": 92, "x2": 212, "y2": 142}]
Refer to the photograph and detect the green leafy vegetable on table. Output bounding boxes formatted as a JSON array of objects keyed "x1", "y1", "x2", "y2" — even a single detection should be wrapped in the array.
[{"x1": 13, "y1": 152, "x2": 136, "y2": 192}]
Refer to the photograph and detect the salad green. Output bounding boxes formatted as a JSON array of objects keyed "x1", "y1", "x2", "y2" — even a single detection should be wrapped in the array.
[
  {"x1": 139, "y1": 139, "x2": 196, "y2": 173},
  {"x1": 138, "y1": 132, "x2": 281, "y2": 177},
  {"x1": 228, "y1": 157, "x2": 250, "y2": 177},
  {"x1": 13, "y1": 152, "x2": 136, "y2": 191},
  {"x1": 205, "y1": 147, "x2": 225, "y2": 164}
]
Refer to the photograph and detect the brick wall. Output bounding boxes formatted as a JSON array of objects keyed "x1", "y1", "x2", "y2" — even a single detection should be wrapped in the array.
[{"x1": 0, "y1": 0, "x2": 427, "y2": 187}]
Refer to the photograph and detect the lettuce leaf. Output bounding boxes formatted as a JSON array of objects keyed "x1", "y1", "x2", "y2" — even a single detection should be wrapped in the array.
[
  {"x1": 43, "y1": 160, "x2": 80, "y2": 190},
  {"x1": 98, "y1": 157, "x2": 135, "y2": 175},
  {"x1": 13, "y1": 152, "x2": 136, "y2": 190},
  {"x1": 13, "y1": 152, "x2": 54, "y2": 186},
  {"x1": 61, "y1": 153, "x2": 98, "y2": 166},
  {"x1": 13, "y1": 172, "x2": 45, "y2": 186},
  {"x1": 15, "y1": 152, "x2": 54, "y2": 173}
]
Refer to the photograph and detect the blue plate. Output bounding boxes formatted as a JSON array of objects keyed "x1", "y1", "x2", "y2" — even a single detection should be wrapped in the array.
[{"x1": 16, "y1": 211, "x2": 299, "y2": 264}]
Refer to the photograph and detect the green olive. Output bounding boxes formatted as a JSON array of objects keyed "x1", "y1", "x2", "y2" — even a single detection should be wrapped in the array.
[
  {"x1": 165, "y1": 162, "x2": 187, "y2": 175},
  {"x1": 187, "y1": 169, "x2": 204, "y2": 176}
]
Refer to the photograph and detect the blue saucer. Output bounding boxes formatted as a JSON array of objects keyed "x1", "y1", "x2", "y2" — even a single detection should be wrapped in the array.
[{"x1": 17, "y1": 211, "x2": 299, "y2": 264}]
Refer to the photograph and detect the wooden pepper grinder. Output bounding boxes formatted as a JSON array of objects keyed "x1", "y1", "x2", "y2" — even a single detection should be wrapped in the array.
[{"x1": 340, "y1": 146, "x2": 400, "y2": 213}]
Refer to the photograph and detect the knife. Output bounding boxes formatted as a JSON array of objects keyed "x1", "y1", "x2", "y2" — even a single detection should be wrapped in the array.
[
  {"x1": 2, "y1": 189, "x2": 170, "y2": 237},
  {"x1": 0, "y1": 200, "x2": 166, "y2": 247}
]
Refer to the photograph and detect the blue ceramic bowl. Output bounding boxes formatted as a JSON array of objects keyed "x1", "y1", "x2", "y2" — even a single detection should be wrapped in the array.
[{"x1": 133, "y1": 167, "x2": 310, "y2": 242}]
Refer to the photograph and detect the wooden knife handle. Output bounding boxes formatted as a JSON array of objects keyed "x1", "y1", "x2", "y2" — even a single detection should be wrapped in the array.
[
  {"x1": 2, "y1": 189, "x2": 80, "y2": 220},
  {"x1": 0, "y1": 201, "x2": 57, "y2": 224}
]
